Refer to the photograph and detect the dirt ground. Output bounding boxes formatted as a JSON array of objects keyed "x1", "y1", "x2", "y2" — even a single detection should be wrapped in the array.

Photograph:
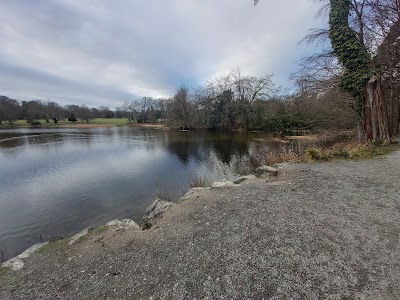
[{"x1": 1, "y1": 150, "x2": 399, "y2": 299}]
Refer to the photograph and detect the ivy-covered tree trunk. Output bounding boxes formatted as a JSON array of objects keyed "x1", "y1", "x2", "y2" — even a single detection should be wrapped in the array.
[{"x1": 329, "y1": 0, "x2": 391, "y2": 143}]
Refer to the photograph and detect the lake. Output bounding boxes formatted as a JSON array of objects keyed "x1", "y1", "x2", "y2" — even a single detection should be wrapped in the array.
[{"x1": 0, "y1": 126, "x2": 278, "y2": 260}]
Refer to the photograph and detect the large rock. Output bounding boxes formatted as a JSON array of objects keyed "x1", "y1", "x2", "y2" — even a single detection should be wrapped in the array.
[
  {"x1": 106, "y1": 219, "x2": 141, "y2": 230},
  {"x1": 2, "y1": 257, "x2": 25, "y2": 272},
  {"x1": 2, "y1": 242, "x2": 49, "y2": 271},
  {"x1": 211, "y1": 180, "x2": 238, "y2": 188},
  {"x1": 255, "y1": 165, "x2": 278, "y2": 176},
  {"x1": 142, "y1": 198, "x2": 175, "y2": 228},
  {"x1": 179, "y1": 187, "x2": 210, "y2": 202}
]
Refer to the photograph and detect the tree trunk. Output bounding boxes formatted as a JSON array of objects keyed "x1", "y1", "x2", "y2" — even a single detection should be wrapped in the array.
[
  {"x1": 388, "y1": 86, "x2": 400, "y2": 136},
  {"x1": 360, "y1": 76, "x2": 391, "y2": 143}
]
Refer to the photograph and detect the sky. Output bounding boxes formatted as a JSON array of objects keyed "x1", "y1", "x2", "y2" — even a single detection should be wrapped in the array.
[{"x1": 0, "y1": 0, "x2": 323, "y2": 108}]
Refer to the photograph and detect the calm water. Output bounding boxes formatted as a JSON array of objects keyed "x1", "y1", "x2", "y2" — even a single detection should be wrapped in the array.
[{"x1": 0, "y1": 126, "x2": 269, "y2": 260}]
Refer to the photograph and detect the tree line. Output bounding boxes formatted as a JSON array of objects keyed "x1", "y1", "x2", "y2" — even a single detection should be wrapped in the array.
[
  {"x1": 0, "y1": 97, "x2": 116, "y2": 125},
  {"x1": 1, "y1": 66, "x2": 360, "y2": 132},
  {"x1": 3, "y1": 0, "x2": 398, "y2": 137},
  {"x1": 0, "y1": 66, "x2": 359, "y2": 131}
]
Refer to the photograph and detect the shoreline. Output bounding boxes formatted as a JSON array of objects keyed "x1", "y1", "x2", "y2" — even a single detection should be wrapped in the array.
[
  {"x1": 1, "y1": 140, "x2": 398, "y2": 266},
  {"x1": 0, "y1": 172, "x2": 270, "y2": 271},
  {"x1": 1, "y1": 151, "x2": 400, "y2": 298},
  {"x1": 0, "y1": 122, "x2": 167, "y2": 130}
]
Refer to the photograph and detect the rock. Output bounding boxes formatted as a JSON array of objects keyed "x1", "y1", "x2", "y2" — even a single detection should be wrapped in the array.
[
  {"x1": 106, "y1": 219, "x2": 140, "y2": 230},
  {"x1": 273, "y1": 162, "x2": 291, "y2": 168},
  {"x1": 179, "y1": 187, "x2": 210, "y2": 202},
  {"x1": 143, "y1": 198, "x2": 175, "y2": 227},
  {"x1": 2, "y1": 242, "x2": 49, "y2": 271},
  {"x1": 18, "y1": 242, "x2": 48, "y2": 258},
  {"x1": 233, "y1": 175, "x2": 258, "y2": 184},
  {"x1": 255, "y1": 165, "x2": 278, "y2": 176},
  {"x1": 2, "y1": 257, "x2": 24, "y2": 272},
  {"x1": 211, "y1": 180, "x2": 238, "y2": 188},
  {"x1": 69, "y1": 227, "x2": 92, "y2": 245}
]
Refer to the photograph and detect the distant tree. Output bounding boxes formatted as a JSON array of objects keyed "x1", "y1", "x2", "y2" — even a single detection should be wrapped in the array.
[
  {"x1": 22, "y1": 100, "x2": 44, "y2": 124},
  {"x1": 231, "y1": 68, "x2": 276, "y2": 103},
  {"x1": 68, "y1": 114, "x2": 78, "y2": 123},
  {"x1": 133, "y1": 97, "x2": 154, "y2": 123},
  {"x1": 122, "y1": 101, "x2": 137, "y2": 123},
  {"x1": 90, "y1": 107, "x2": 101, "y2": 118},
  {"x1": 115, "y1": 106, "x2": 125, "y2": 119},
  {"x1": 155, "y1": 98, "x2": 168, "y2": 123},
  {"x1": 46, "y1": 101, "x2": 63, "y2": 124},
  {"x1": 99, "y1": 106, "x2": 114, "y2": 118},
  {"x1": 0, "y1": 96, "x2": 20, "y2": 125},
  {"x1": 167, "y1": 87, "x2": 193, "y2": 129},
  {"x1": 77, "y1": 105, "x2": 92, "y2": 123}
]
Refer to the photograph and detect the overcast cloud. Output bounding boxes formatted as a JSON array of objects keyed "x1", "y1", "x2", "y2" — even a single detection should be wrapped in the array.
[{"x1": 0, "y1": 0, "x2": 322, "y2": 108}]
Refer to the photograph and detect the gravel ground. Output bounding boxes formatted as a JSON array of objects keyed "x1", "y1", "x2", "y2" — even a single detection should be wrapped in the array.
[{"x1": 1, "y1": 151, "x2": 400, "y2": 299}]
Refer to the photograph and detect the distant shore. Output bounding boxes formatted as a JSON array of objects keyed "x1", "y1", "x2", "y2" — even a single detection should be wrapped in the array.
[
  {"x1": 62, "y1": 123, "x2": 166, "y2": 129},
  {"x1": 0, "y1": 118, "x2": 167, "y2": 129}
]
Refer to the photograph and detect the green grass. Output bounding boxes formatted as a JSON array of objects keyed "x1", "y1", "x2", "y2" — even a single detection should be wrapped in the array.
[
  {"x1": 37, "y1": 238, "x2": 70, "y2": 254},
  {"x1": 306, "y1": 142, "x2": 400, "y2": 162},
  {"x1": 0, "y1": 266, "x2": 8, "y2": 276},
  {"x1": 76, "y1": 226, "x2": 109, "y2": 243},
  {"x1": 13, "y1": 118, "x2": 129, "y2": 127},
  {"x1": 89, "y1": 118, "x2": 129, "y2": 125},
  {"x1": 352, "y1": 143, "x2": 400, "y2": 158},
  {"x1": 0, "y1": 266, "x2": 15, "y2": 287}
]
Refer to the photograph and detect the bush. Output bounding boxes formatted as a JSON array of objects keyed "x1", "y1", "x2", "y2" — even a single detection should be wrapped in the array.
[
  {"x1": 68, "y1": 114, "x2": 78, "y2": 123},
  {"x1": 306, "y1": 148, "x2": 321, "y2": 160},
  {"x1": 333, "y1": 148, "x2": 350, "y2": 158},
  {"x1": 31, "y1": 121, "x2": 41, "y2": 126}
]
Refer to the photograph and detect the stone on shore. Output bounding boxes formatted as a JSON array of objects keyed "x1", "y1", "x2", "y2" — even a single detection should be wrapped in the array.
[
  {"x1": 142, "y1": 198, "x2": 175, "y2": 227},
  {"x1": 2, "y1": 242, "x2": 49, "y2": 271},
  {"x1": 105, "y1": 219, "x2": 141, "y2": 230},
  {"x1": 233, "y1": 175, "x2": 258, "y2": 184},
  {"x1": 211, "y1": 180, "x2": 238, "y2": 188},
  {"x1": 180, "y1": 187, "x2": 210, "y2": 202},
  {"x1": 255, "y1": 165, "x2": 278, "y2": 176}
]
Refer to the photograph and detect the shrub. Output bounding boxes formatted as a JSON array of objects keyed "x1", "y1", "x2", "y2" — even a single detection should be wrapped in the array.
[
  {"x1": 306, "y1": 148, "x2": 321, "y2": 160},
  {"x1": 68, "y1": 114, "x2": 78, "y2": 123},
  {"x1": 31, "y1": 121, "x2": 41, "y2": 126},
  {"x1": 333, "y1": 148, "x2": 350, "y2": 158}
]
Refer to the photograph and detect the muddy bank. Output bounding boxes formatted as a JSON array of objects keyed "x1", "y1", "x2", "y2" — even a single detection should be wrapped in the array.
[{"x1": 1, "y1": 152, "x2": 400, "y2": 299}]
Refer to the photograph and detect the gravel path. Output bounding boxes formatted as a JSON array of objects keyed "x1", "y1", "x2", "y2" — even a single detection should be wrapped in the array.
[{"x1": 1, "y1": 151, "x2": 400, "y2": 299}]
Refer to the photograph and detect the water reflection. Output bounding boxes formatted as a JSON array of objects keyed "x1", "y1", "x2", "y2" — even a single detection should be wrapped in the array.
[{"x1": 0, "y1": 127, "x2": 271, "y2": 260}]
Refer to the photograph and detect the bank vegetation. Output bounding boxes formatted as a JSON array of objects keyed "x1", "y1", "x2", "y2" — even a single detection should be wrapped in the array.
[{"x1": 1, "y1": 1, "x2": 399, "y2": 145}]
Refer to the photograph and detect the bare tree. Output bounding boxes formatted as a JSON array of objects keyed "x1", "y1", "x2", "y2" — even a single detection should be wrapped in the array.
[
  {"x1": 133, "y1": 97, "x2": 154, "y2": 123},
  {"x1": 167, "y1": 87, "x2": 193, "y2": 129},
  {"x1": 0, "y1": 96, "x2": 20, "y2": 125},
  {"x1": 22, "y1": 100, "x2": 44, "y2": 124},
  {"x1": 78, "y1": 105, "x2": 93, "y2": 123}
]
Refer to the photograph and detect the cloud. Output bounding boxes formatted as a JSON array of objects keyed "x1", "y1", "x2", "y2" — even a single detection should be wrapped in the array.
[{"x1": 0, "y1": 0, "x2": 322, "y2": 108}]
